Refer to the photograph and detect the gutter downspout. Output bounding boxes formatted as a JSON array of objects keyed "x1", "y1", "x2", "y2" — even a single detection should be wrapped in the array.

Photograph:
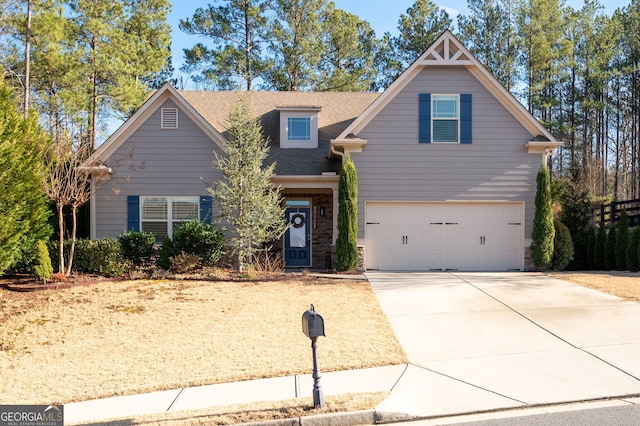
[{"x1": 329, "y1": 141, "x2": 345, "y2": 164}]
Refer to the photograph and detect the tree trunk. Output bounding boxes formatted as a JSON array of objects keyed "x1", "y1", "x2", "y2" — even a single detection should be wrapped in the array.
[
  {"x1": 66, "y1": 204, "x2": 79, "y2": 276},
  {"x1": 57, "y1": 203, "x2": 65, "y2": 274}
]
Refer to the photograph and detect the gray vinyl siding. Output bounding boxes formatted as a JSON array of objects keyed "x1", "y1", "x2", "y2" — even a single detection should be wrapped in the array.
[
  {"x1": 94, "y1": 99, "x2": 223, "y2": 239},
  {"x1": 353, "y1": 66, "x2": 541, "y2": 239}
]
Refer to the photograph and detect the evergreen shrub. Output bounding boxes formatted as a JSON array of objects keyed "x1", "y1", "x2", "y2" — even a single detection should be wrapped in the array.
[
  {"x1": 172, "y1": 221, "x2": 224, "y2": 265},
  {"x1": 552, "y1": 219, "x2": 574, "y2": 271},
  {"x1": 118, "y1": 230, "x2": 156, "y2": 265}
]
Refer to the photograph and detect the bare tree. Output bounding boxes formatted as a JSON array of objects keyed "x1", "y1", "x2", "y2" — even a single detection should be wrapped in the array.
[{"x1": 41, "y1": 140, "x2": 108, "y2": 275}]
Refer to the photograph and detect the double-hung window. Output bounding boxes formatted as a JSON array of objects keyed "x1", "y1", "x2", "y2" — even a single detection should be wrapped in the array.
[
  {"x1": 432, "y1": 95, "x2": 459, "y2": 143},
  {"x1": 419, "y1": 93, "x2": 472, "y2": 144},
  {"x1": 141, "y1": 196, "x2": 199, "y2": 242}
]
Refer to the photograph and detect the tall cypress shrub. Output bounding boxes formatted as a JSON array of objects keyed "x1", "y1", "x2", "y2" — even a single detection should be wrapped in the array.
[
  {"x1": 604, "y1": 225, "x2": 616, "y2": 270},
  {"x1": 627, "y1": 227, "x2": 640, "y2": 272},
  {"x1": 336, "y1": 158, "x2": 358, "y2": 271},
  {"x1": 594, "y1": 223, "x2": 606, "y2": 270},
  {"x1": 531, "y1": 165, "x2": 554, "y2": 270},
  {"x1": 615, "y1": 209, "x2": 629, "y2": 270}
]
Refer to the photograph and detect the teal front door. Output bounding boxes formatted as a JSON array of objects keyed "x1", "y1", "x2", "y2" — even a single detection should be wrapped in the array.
[{"x1": 284, "y1": 207, "x2": 311, "y2": 267}]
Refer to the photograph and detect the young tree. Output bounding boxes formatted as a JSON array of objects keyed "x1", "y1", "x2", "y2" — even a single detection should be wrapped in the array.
[
  {"x1": 531, "y1": 164, "x2": 555, "y2": 270},
  {"x1": 336, "y1": 158, "x2": 358, "y2": 271},
  {"x1": 208, "y1": 95, "x2": 287, "y2": 272},
  {"x1": 180, "y1": 0, "x2": 271, "y2": 90},
  {"x1": 0, "y1": 81, "x2": 51, "y2": 275},
  {"x1": 40, "y1": 140, "x2": 107, "y2": 275}
]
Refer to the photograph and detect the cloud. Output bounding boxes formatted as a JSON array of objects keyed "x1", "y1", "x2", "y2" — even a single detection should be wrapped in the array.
[{"x1": 440, "y1": 6, "x2": 460, "y2": 17}]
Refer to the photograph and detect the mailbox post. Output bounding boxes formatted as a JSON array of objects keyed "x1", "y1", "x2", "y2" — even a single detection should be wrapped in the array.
[{"x1": 302, "y1": 304, "x2": 325, "y2": 409}]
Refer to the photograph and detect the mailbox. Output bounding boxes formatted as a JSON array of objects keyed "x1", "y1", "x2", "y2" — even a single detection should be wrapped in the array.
[{"x1": 302, "y1": 304, "x2": 325, "y2": 338}]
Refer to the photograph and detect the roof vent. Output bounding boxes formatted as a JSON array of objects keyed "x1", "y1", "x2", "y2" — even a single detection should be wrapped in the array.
[{"x1": 161, "y1": 108, "x2": 178, "y2": 129}]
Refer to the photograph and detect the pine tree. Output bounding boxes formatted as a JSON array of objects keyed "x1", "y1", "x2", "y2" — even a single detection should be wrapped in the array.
[
  {"x1": 267, "y1": 0, "x2": 325, "y2": 91},
  {"x1": 388, "y1": 0, "x2": 452, "y2": 79},
  {"x1": 559, "y1": 168, "x2": 593, "y2": 270},
  {"x1": 531, "y1": 165, "x2": 555, "y2": 270},
  {"x1": 336, "y1": 158, "x2": 358, "y2": 271},
  {"x1": 208, "y1": 95, "x2": 287, "y2": 271},
  {"x1": 180, "y1": 0, "x2": 271, "y2": 90},
  {"x1": 615, "y1": 209, "x2": 629, "y2": 270}
]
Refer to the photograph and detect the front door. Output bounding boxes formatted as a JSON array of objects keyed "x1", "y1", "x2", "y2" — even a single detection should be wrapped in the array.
[{"x1": 284, "y1": 207, "x2": 311, "y2": 267}]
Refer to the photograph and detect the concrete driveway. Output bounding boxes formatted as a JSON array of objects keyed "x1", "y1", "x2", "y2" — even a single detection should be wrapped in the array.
[{"x1": 366, "y1": 272, "x2": 640, "y2": 420}]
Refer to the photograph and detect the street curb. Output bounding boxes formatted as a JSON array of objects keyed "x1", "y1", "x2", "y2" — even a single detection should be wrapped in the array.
[{"x1": 241, "y1": 409, "x2": 376, "y2": 426}]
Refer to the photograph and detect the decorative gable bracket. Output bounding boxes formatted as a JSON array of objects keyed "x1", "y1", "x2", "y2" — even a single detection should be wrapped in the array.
[
  {"x1": 420, "y1": 36, "x2": 473, "y2": 66},
  {"x1": 525, "y1": 139, "x2": 564, "y2": 165}
]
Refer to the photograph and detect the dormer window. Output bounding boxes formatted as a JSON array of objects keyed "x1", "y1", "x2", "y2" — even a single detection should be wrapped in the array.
[{"x1": 277, "y1": 106, "x2": 321, "y2": 148}]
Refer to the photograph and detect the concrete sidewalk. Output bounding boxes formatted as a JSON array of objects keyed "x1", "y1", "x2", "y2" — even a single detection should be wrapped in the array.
[
  {"x1": 65, "y1": 272, "x2": 640, "y2": 425},
  {"x1": 65, "y1": 365, "x2": 405, "y2": 424},
  {"x1": 368, "y1": 272, "x2": 640, "y2": 422}
]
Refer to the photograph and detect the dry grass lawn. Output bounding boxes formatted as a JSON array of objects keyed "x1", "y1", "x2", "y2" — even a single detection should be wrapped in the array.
[
  {"x1": 0, "y1": 274, "x2": 406, "y2": 406},
  {"x1": 1, "y1": 270, "x2": 637, "y2": 425}
]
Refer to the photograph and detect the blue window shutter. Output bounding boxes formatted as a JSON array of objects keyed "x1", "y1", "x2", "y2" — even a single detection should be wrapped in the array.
[
  {"x1": 419, "y1": 93, "x2": 431, "y2": 143},
  {"x1": 127, "y1": 195, "x2": 140, "y2": 231},
  {"x1": 200, "y1": 195, "x2": 213, "y2": 223},
  {"x1": 460, "y1": 93, "x2": 472, "y2": 144}
]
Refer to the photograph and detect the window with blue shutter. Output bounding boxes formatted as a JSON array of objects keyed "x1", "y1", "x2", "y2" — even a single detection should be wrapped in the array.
[
  {"x1": 419, "y1": 93, "x2": 431, "y2": 143},
  {"x1": 460, "y1": 94, "x2": 472, "y2": 144},
  {"x1": 127, "y1": 195, "x2": 140, "y2": 232},
  {"x1": 419, "y1": 93, "x2": 472, "y2": 144}
]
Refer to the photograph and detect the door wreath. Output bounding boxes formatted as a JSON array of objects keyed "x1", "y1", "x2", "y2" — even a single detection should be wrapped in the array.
[{"x1": 291, "y1": 213, "x2": 305, "y2": 228}]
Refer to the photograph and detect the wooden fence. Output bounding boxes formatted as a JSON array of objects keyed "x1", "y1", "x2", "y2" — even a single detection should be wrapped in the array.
[{"x1": 593, "y1": 198, "x2": 640, "y2": 228}]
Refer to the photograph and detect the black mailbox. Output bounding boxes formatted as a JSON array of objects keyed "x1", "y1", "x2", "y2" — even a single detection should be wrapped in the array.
[{"x1": 302, "y1": 304, "x2": 325, "y2": 338}]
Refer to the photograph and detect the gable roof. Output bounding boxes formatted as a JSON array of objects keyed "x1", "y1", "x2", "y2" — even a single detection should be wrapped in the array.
[
  {"x1": 85, "y1": 83, "x2": 227, "y2": 166},
  {"x1": 334, "y1": 30, "x2": 559, "y2": 144},
  {"x1": 87, "y1": 86, "x2": 379, "y2": 176}
]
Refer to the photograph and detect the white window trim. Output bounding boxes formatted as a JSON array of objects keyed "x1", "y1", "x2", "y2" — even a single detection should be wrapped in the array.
[
  {"x1": 432, "y1": 94, "x2": 460, "y2": 143},
  {"x1": 278, "y1": 108, "x2": 320, "y2": 148},
  {"x1": 140, "y1": 196, "x2": 199, "y2": 239}
]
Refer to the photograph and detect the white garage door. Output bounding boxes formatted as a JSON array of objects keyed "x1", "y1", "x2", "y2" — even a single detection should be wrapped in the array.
[{"x1": 365, "y1": 202, "x2": 524, "y2": 271}]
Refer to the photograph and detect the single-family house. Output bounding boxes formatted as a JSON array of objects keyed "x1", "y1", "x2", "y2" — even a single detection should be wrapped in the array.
[{"x1": 85, "y1": 30, "x2": 562, "y2": 271}]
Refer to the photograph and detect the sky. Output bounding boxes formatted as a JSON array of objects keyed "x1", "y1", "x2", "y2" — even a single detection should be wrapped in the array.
[{"x1": 167, "y1": 0, "x2": 631, "y2": 78}]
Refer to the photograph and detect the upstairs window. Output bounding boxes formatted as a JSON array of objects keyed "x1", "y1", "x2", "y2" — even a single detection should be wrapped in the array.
[
  {"x1": 288, "y1": 117, "x2": 311, "y2": 141},
  {"x1": 278, "y1": 107, "x2": 320, "y2": 148},
  {"x1": 432, "y1": 95, "x2": 459, "y2": 142},
  {"x1": 419, "y1": 93, "x2": 472, "y2": 144}
]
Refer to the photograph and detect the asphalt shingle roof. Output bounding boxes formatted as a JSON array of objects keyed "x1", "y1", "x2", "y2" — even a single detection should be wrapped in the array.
[{"x1": 179, "y1": 91, "x2": 380, "y2": 176}]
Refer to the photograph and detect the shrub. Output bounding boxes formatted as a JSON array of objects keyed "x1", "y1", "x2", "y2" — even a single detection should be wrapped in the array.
[
  {"x1": 552, "y1": 219, "x2": 574, "y2": 271},
  {"x1": 594, "y1": 223, "x2": 606, "y2": 269},
  {"x1": 604, "y1": 225, "x2": 616, "y2": 270},
  {"x1": 118, "y1": 231, "x2": 156, "y2": 265},
  {"x1": 170, "y1": 253, "x2": 201, "y2": 273},
  {"x1": 628, "y1": 227, "x2": 640, "y2": 272},
  {"x1": 157, "y1": 235, "x2": 174, "y2": 270},
  {"x1": 49, "y1": 239, "x2": 125, "y2": 277},
  {"x1": 586, "y1": 226, "x2": 597, "y2": 270},
  {"x1": 33, "y1": 240, "x2": 53, "y2": 283},
  {"x1": 531, "y1": 165, "x2": 554, "y2": 270},
  {"x1": 172, "y1": 221, "x2": 224, "y2": 265},
  {"x1": 615, "y1": 209, "x2": 629, "y2": 271},
  {"x1": 336, "y1": 158, "x2": 359, "y2": 271},
  {"x1": 252, "y1": 248, "x2": 283, "y2": 272}
]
